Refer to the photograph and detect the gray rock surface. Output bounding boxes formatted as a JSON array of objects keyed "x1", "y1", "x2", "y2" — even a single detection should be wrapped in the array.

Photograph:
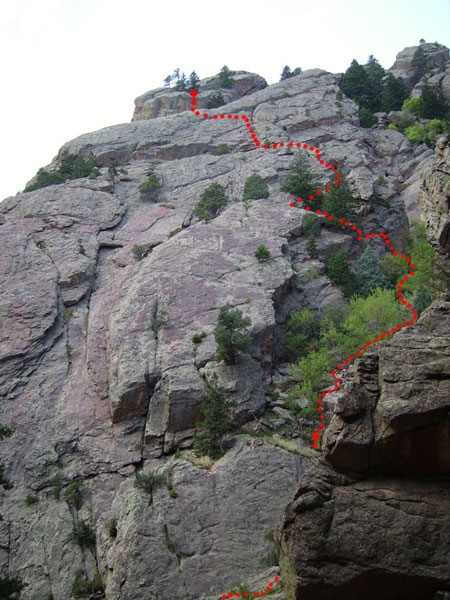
[{"x1": 0, "y1": 63, "x2": 440, "y2": 599}]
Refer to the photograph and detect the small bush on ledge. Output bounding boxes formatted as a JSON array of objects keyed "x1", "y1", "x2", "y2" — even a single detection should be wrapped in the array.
[
  {"x1": 139, "y1": 169, "x2": 161, "y2": 201},
  {"x1": 134, "y1": 472, "x2": 166, "y2": 494},
  {"x1": 254, "y1": 244, "x2": 271, "y2": 262},
  {"x1": 132, "y1": 244, "x2": 151, "y2": 260}
]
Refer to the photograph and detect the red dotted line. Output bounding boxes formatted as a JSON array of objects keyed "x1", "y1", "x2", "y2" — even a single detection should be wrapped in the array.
[
  {"x1": 220, "y1": 576, "x2": 281, "y2": 598},
  {"x1": 189, "y1": 90, "x2": 418, "y2": 450}
]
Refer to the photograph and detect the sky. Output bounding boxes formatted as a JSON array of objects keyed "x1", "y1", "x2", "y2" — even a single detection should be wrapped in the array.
[{"x1": 1, "y1": 0, "x2": 449, "y2": 201}]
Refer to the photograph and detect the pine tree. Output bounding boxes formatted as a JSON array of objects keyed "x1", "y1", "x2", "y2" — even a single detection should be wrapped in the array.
[
  {"x1": 322, "y1": 176, "x2": 359, "y2": 229},
  {"x1": 218, "y1": 65, "x2": 234, "y2": 89},
  {"x1": 413, "y1": 285, "x2": 432, "y2": 316},
  {"x1": 163, "y1": 74, "x2": 172, "y2": 87},
  {"x1": 411, "y1": 45, "x2": 428, "y2": 86},
  {"x1": 280, "y1": 65, "x2": 292, "y2": 81},
  {"x1": 355, "y1": 246, "x2": 389, "y2": 297},
  {"x1": 280, "y1": 151, "x2": 322, "y2": 206},
  {"x1": 188, "y1": 71, "x2": 200, "y2": 92},
  {"x1": 421, "y1": 84, "x2": 449, "y2": 119},
  {"x1": 306, "y1": 235, "x2": 319, "y2": 258},
  {"x1": 324, "y1": 250, "x2": 356, "y2": 297},
  {"x1": 194, "y1": 373, "x2": 234, "y2": 459},
  {"x1": 364, "y1": 55, "x2": 385, "y2": 112},
  {"x1": 214, "y1": 304, "x2": 252, "y2": 365},
  {"x1": 339, "y1": 59, "x2": 370, "y2": 107},
  {"x1": 380, "y1": 73, "x2": 409, "y2": 112}
]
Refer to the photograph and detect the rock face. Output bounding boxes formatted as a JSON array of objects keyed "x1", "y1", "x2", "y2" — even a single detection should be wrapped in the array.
[
  {"x1": 419, "y1": 134, "x2": 450, "y2": 256},
  {"x1": 132, "y1": 71, "x2": 268, "y2": 121},
  {"x1": 0, "y1": 63, "x2": 443, "y2": 599},
  {"x1": 388, "y1": 42, "x2": 450, "y2": 93},
  {"x1": 276, "y1": 301, "x2": 450, "y2": 598}
]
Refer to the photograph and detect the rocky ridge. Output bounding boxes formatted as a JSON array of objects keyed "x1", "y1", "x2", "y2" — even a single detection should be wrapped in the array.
[{"x1": 0, "y1": 61, "x2": 445, "y2": 599}]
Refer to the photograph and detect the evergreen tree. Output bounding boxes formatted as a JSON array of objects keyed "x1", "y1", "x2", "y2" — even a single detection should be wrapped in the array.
[
  {"x1": 380, "y1": 73, "x2": 409, "y2": 112},
  {"x1": 306, "y1": 235, "x2": 319, "y2": 258},
  {"x1": 174, "y1": 71, "x2": 187, "y2": 90},
  {"x1": 355, "y1": 246, "x2": 389, "y2": 297},
  {"x1": 364, "y1": 55, "x2": 385, "y2": 112},
  {"x1": 413, "y1": 285, "x2": 432, "y2": 316},
  {"x1": 214, "y1": 304, "x2": 252, "y2": 365},
  {"x1": 322, "y1": 176, "x2": 359, "y2": 230},
  {"x1": 284, "y1": 308, "x2": 319, "y2": 361},
  {"x1": 194, "y1": 183, "x2": 229, "y2": 221},
  {"x1": 188, "y1": 71, "x2": 200, "y2": 92},
  {"x1": 280, "y1": 151, "x2": 322, "y2": 206},
  {"x1": 339, "y1": 59, "x2": 370, "y2": 107},
  {"x1": 302, "y1": 213, "x2": 321, "y2": 237},
  {"x1": 280, "y1": 65, "x2": 302, "y2": 81},
  {"x1": 421, "y1": 84, "x2": 449, "y2": 119},
  {"x1": 163, "y1": 74, "x2": 172, "y2": 87},
  {"x1": 324, "y1": 250, "x2": 356, "y2": 297},
  {"x1": 218, "y1": 65, "x2": 234, "y2": 88},
  {"x1": 242, "y1": 174, "x2": 269, "y2": 201},
  {"x1": 411, "y1": 45, "x2": 428, "y2": 86},
  {"x1": 194, "y1": 373, "x2": 234, "y2": 459}
]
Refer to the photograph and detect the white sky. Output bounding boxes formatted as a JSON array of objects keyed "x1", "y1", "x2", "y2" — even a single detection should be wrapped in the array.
[{"x1": 1, "y1": 0, "x2": 449, "y2": 201}]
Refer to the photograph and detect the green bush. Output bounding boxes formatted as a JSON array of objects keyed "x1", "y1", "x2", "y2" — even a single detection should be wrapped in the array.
[
  {"x1": 359, "y1": 107, "x2": 377, "y2": 128},
  {"x1": 212, "y1": 143, "x2": 230, "y2": 155},
  {"x1": 192, "y1": 331, "x2": 207, "y2": 344},
  {"x1": 387, "y1": 123, "x2": 398, "y2": 130},
  {"x1": 259, "y1": 551, "x2": 278, "y2": 567},
  {"x1": 51, "y1": 474, "x2": 63, "y2": 500},
  {"x1": 208, "y1": 93, "x2": 226, "y2": 109},
  {"x1": 72, "y1": 521, "x2": 95, "y2": 548},
  {"x1": 254, "y1": 244, "x2": 271, "y2": 262},
  {"x1": 72, "y1": 569, "x2": 103, "y2": 598},
  {"x1": 0, "y1": 425, "x2": 12, "y2": 441},
  {"x1": 0, "y1": 575, "x2": 25, "y2": 599},
  {"x1": 322, "y1": 176, "x2": 359, "y2": 230},
  {"x1": 132, "y1": 243, "x2": 151, "y2": 260},
  {"x1": 134, "y1": 472, "x2": 166, "y2": 494},
  {"x1": 283, "y1": 308, "x2": 319, "y2": 361},
  {"x1": 139, "y1": 169, "x2": 161, "y2": 201},
  {"x1": 324, "y1": 250, "x2": 356, "y2": 297},
  {"x1": 64, "y1": 477, "x2": 83, "y2": 509},
  {"x1": 280, "y1": 151, "x2": 321, "y2": 205},
  {"x1": 402, "y1": 97, "x2": 423, "y2": 117},
  {"x1": 242, "y1": 174, "x2": 269, "y2": 201},
  {"x1": 194, "y1": 373, "x2": 234, "y2": 459},
  {"x1": 108, "y1": 518, "x2": 118, "y2": 539},
  {"x1": 214, "y1": 303, "x2": 252, "y2": 365},
  {"x1": 413, "y1": 285, "x2": 433, "y2": 316},
  {"x1": 24, "y1": 152, "x2": 98, "y2": 192},
  {"x1": 25, "y1": 494, "x2": 39, "y2": 506},
  {"x1": 194, "y1": 183, "x2": 229, "y2": 222},
  {"x1": 168, "y1": 228, "x2": 182, "y2": 238},
  {"x1": 306, "y1": 236, "x2": 319, "y2": 258},
  {"x1": 355, "y1": 247, "x2": 388, "y2": 297},
  {"x1": 302, "y1": 213, "x2": 321, "y2": 237}
]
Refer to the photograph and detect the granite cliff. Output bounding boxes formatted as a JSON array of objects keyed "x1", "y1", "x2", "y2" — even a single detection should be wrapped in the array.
[{"x1": 0, "y1": 55, "x2": 448, "y2": 599}]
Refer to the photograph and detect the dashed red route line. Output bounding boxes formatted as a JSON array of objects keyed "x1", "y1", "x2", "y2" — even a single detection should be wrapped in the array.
[{"x1": 189, "y1": 88, "x2": 417, "y2": 597}]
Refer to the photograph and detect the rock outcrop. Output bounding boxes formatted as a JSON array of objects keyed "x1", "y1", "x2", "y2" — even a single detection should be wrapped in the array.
[{"x1": 0, "y1": 61, "x2": 444, "y2": 599}]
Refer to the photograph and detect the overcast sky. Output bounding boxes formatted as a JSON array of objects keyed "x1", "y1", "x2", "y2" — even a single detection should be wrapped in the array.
[{"x1": 1, "y1": 0, "x2": 449, "y2": 201}]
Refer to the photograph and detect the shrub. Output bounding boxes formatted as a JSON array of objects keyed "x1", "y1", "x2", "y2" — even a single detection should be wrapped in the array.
[
  {"x1": 0, "y1": 575, "x2": 25, "y2": 598},
  {"x1": 134, "y1": 472, "x2": 166, "y2": 494},
  {"x1": 51, "y1": 474, "x2": 63, "y2": 500},
  {"x1": 0, "y1": 463, "x2": 12, "y2": 490},
  {"x1": 324, "y1": 250, "x2": 356, "y2": 297},
  {"x1": 108, "y1": 518, "x2": 118, "y2": 539},
  {"x1": 72, "y1": 569, "x2": 103, "y2": 598},
  {"x1": 355, "y1": 246, "x2": 388, "y2": 297},
  {"x1": 254, "y1": 244, "x2": 271, "y2": 262},
  {"x1": 302, "y1": 213, "x2": 321, "y2": 237},
  {"x1": 64, "y1": 477, "x2": 83, "y2": 509},
  {"x1": 259, "y1": 551, "x2": 278, "y2": 567},
  {"x1": 413, "y1": 285, "x2": 433, "y2": 316},
  {"x1": 359, "y1": 107, "x2": 377, "y2": 128},
  {"x1": 212, "y1": 143, "x2": 230, "y2": 155},
  {"x1": 150, "y1": 309, "x2": 168, "y2": 334},
  {"x1": 322, "y1": 176, "x2": 359, "y2": 230},
  {"x1": 214, "y1": 303, "x2": 252, "y2": 365},
  {"x1": 242, "y1": 174, "x2": 269, "y2": 201},
  {"x1": 62, "y1": 308, "x2": 74, "y2": 321},
  {"x1": 25, "y1": 494, "x2": 39, "y2": 506},
  {"x1": 192, "y1": 331, "x2": 207, "y2": 344},
  {"x1": 306, "y1": 236, "x2": 319, "y2": 258},
  {"x1": 139, "y1": 169, "x2": 161, "y2": 201},
  {"x1": 283, "y1": 308, "x2": 320, "y2": 361},
  {"x1": 208, "y1": 93, "x2": 226, "y2": 109},
  {"x1": 194, "y1": 182, "x2": 229, "y2": 222},
  {"x1": 402, "y1": 97, "x2": 423, "y2": 117},
  {"x1": 24, "y1": 152, "x2": 98, "y2": 192},
  {"x1": 168, "y1": 228, "x2": 182, "y2": 238},
  {"x1": 280, "y1": 65, "x2": 302, "y2": 81},
  {"x1": 132, "y1": 244, "x2": 151, "y2": 260},
  {"x1": 280, "y1": 151, "x2": 321, "y2": 205},
  {"x1": 194, "y1": 373, "x2": 234, "y2": 459},
  {"x1": 72, "y1": 521, "x2": 96, "y2": 548},
  {"x1": 387, "y1": 123, "x2": 398, "y2": 130},
  {"x1": 0, "y1": 425, "x2": 12, "y2": 441}
]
